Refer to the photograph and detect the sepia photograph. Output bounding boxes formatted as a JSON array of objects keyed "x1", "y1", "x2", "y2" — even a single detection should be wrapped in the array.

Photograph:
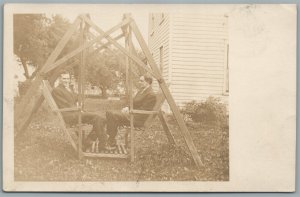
[{"x1": 3, "y1": 4, "x2": 296, "y2": 192}]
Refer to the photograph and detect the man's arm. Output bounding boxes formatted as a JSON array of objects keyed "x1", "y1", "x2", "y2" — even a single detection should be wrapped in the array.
[
  {"x1": 52, "y1": 88, "x2": 73, "y2": 109},
  {"x1": 133, "y1": 91, "x2": 147, "y2": 109}
]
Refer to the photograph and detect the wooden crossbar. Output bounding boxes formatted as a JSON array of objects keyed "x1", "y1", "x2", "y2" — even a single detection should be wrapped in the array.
[
  {"x1": 131, "y1": 110, "x2": 159, "y2": 115},
  {"x1": 55, "y1": 107, "x2": 80, "y2": 112},
  {"x1": 42, "y1": 80, "x2": 78, "y2": 152},
  {"x1": 83, "y1": 152, "x2": 129, "y2": 159}
]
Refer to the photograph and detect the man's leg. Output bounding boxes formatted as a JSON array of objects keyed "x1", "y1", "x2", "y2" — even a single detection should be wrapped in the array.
[
  {"x1": 81, "y1": 113, "x2": 107, "y2": 149},
  {"x1": 106, "y1": 110, "x2": 130, "y2": 145}
]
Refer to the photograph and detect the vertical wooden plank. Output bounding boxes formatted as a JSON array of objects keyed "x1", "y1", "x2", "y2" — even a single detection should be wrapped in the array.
[
  {"x1": 123, "y1": 17, "x2": 130, "y2": 148},
  {"x1": 15, "y1": 16, "x2": 82, "y2": 135},
  {"x1": 77, "y1": 19, "x2": 86, "y2": 159},
  {"x1": 158, "y1": 111, "x2": 175, "y2": 145},
  {"x1": 125, "y1": 14, "x2": 135, "y2": 162},
  {"x1": 130, "y1": 20, "x2": 204, "y2": 168},
  {"x1": 121, "y1": 25, "x2": 145, "y2": 76},
  {"x1": 124, "y1": 28, "x2": 129, "y2": 99}
]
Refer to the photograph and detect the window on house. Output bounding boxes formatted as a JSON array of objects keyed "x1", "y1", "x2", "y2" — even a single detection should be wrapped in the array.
[
  {"x1": 159, "y1": 46, "x2": 164, "y2": 74},
  {"x1": 151, "y1": 14, "x2": 155, "y2": 27},
  {"x1": 150, "y1": 14, "x2": 155, "y2": 36},
  {"x1": 224, "y1": 44, "x2": 229, "y2": 94}
]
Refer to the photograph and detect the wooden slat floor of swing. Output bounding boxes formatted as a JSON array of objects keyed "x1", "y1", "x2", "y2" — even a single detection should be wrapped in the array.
[{"x1": 83, "y1": 141, "x2": 129, "y2": 159}]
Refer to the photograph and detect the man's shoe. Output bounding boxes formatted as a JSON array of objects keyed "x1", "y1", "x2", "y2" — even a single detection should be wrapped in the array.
[
  {"x1": 105, "y1": 145, "x2": 117, "y2": 151},
  {"x1": 107, "y1": 138, "x2": 117, "y2": 147},
  {"x1": 83, "y1": 142, "x2": 93, "y2": 152}
]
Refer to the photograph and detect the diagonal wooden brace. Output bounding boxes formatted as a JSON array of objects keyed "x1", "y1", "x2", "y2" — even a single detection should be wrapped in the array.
[
  {"x1": 81, "y1": 15, "x2": 159, "y2": 80},
  {"x1": 42, "y1": 18, "x2": 131, "y2": 75},
  {"x1": 129, "y1": 19, "x2": 204, "y2": 168}
]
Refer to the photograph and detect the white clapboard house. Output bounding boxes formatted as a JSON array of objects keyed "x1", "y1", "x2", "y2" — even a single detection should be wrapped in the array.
[{"x1": 148, "y1": 13, "x2": 229, "y2": 111}]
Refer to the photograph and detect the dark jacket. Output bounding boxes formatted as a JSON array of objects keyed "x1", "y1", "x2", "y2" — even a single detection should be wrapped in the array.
[
  {"x1": 52, "y1": 84, "x2": 77, "y2": 108},
  {"x1": 133, "y1": 86, "x2": 157, "y2": 126},
  {"x1": 52, "y1": 84, "x2": 78, "y2": 122}
]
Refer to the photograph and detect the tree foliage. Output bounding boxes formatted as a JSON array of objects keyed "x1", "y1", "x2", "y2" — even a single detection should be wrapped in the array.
[
  {"x1": 85, "y1": 48, "x2": 148, "y2": 98},
  {"x1": 14, "y1": 14, "x2": 48, "y2": 79},
  {"x1": 13, "y1": 14, "x2": 73, "y2": 80},
  {"x1": 86, "y1": 49, "x2": 125, "y2": 98}
]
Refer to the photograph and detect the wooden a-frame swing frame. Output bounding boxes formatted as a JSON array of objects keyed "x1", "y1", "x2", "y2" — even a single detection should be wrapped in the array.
[{"x1": 15, "y1": 14, "x2": 204, "y2": 168}]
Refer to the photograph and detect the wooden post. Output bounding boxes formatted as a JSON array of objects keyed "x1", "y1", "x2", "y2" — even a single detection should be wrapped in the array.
[
  {"x1": 130, "y1": 20, "x2": 204, "y2": 168},
  {"x1": 124, "y1": 14, "x2": 135, "y2": 162},
  {"x1": 129, "y1": 29, "x2": 135, "y2": 162},
  {"x1": 123, "y1": 23, "x2": 129, "y2": 99},
  {"x1": 77, "y1": 19, "x2": 87, "y2": 159},
  {"x1": 121, "y1": 26, "x2": 144, "y2": 76}
]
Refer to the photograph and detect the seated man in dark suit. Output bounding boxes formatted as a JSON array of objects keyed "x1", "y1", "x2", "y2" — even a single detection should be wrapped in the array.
[
  {"x1": 52, "y1": 72, "x2": 107, "y2": 150},
  {"x1": 106, "y1": 74, "x2": 157, "y2": 148}
]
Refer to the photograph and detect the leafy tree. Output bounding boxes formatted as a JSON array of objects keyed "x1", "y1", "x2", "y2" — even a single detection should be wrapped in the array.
[
  {"x1": 14, "y1": 14, "x2": 49, "y2": 79},
  {"x1": 14, "y1": 14, "x2": 73, "y2": 80},
  {"x1": 86, "y1": 49, "x2": 124, "y2": 98},
  {"x1": 14, "y1": 14, "x2": 81, "y2": 97},
  {"x1": 84, "y1": 46, "x2": 150, "y2": 99}
]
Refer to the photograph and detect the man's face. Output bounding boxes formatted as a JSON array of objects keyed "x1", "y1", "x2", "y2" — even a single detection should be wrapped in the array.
[
  {"x1": 60, "y1": 73, "x2": 70, "y2": 88},
  {"x1": 138, "y1": 76, "x2": 148, "y2": 90}
]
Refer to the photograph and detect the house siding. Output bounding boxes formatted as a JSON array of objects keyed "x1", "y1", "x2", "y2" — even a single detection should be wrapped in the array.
[
  {"x1": 170, "y1": 14, "x2": 228, "y2": 107},
  {"x1": 148, "y1": 13, "x2": 228, "y2": 112},
  {"x1": 148, "y1": 14, "x2": 170, "y2": 92}
]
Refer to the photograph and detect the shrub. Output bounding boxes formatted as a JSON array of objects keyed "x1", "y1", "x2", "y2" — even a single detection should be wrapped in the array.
[{"x1": 181, "y1": 97, "x2": 228, "y2": 127}]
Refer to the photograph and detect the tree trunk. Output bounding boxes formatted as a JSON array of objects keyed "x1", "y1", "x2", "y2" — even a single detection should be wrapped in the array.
[
  {"x1": 29, "y1": 68, "x2": 39, "y2": 80},
  {"x1": 100, "y1": 86, "x2": 107, "y2": 99},
  {"x1": 20, "y1": 58, "x2": 30, "y2": 79}
]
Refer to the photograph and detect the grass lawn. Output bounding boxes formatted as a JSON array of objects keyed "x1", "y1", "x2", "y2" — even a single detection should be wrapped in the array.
[{"x1": 14, "y1": 98, "x2": 229, "y2": 181}]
